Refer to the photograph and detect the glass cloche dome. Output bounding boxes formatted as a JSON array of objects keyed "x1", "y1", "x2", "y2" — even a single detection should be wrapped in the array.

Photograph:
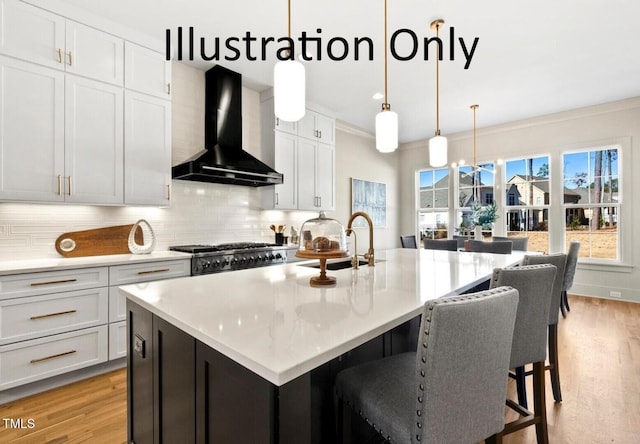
[
  {"x1": 296, "y1": 212, "x2": 348, "y2": 255},
  {"x1": 295, "y1": 212, "x2": 349, "y2": 286}
]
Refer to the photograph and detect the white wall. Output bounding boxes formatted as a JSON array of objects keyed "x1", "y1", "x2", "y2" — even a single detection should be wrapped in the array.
[
  {"x1": 0, "y1": 62, "x2": 399, "y2": 260},
  {"x1": 399, "y1": 97, "x2": 640, "y2": 303}
]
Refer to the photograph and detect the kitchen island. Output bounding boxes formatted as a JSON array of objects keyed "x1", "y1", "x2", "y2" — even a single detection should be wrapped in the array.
[{"x1": 122, "y1": 248, "x2": 526, "y2": 443}]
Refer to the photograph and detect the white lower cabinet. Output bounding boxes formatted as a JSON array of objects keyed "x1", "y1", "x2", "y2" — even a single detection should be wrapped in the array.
[
  {"x1": 0, "y1": 325, "x2": 108, "y2": 390},
  {"x1": 108, "y1": 321, "x2": 126, "y2": 360},
  {"x1": 0, "y1": 287, "x2": 108, "y2": 345},
  {"x1": 0, "y1": 257, "x2": 190, "y2": 391}
]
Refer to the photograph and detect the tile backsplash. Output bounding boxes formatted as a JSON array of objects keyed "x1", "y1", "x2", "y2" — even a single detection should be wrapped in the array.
[{"x1": 0, "y1": 181, "x2": 318, "y2": 260}]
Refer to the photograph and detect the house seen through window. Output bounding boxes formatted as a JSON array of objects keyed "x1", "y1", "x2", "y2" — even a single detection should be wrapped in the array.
[
  {"x1": 418, "y1": 168, "x2": 449, "y2": 240},
  {"x1": 505, "y1": 156, "x2": 550, "y2": 252}
]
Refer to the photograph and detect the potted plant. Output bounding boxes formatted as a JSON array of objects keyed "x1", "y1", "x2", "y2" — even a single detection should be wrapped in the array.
[{"x1": 471, "y1": 201, "x2": 499, "y2": 240}]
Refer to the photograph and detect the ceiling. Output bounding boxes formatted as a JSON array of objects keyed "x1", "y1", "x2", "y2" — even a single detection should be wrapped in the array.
[{"x1": 59, "y1": 0, "x2": 640, "y2": 143}]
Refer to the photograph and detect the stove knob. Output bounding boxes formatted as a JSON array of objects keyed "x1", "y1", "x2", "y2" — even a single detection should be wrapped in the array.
[
  {"x1": 231, "y1": 258, "x2": 238, "y2": 265},
  {"x1": 223, "y1": 259, "x2": 230, "y2": 266},
  {"x1": 202, "y1": 260, "x2": 211, "y2": 269},
  {"x1": 213, "y1": 260, "x2": 220, "y2": 268},
  {"x1": 259, "y1": 255, "x2": 266, "y2": 262},
  {"x1": 268, "y1": 254, "x2": 275, "y2": 260},
  {"x1": 275, "y1": 253, "x2": 282, "y2": 259},
  {"x1": 240, "y1": 257, "x2": 247, "y2": 264},
  {"x1": 248, "y1": 256, "x2": 255, "y2": 263}
]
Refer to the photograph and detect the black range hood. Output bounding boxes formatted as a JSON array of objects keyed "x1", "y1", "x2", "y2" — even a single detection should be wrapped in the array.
[{"x1": 172, "y1": 65, "x2": 283, "y2": 187}]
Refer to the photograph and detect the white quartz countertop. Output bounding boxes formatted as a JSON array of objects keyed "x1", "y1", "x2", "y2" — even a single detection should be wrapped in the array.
[
  {"x1": 121, "y1": 248, "x2": 527, "y2": 386},
  {"x1": 0, "y1": 250, "x2": 192, "y2": 275}
]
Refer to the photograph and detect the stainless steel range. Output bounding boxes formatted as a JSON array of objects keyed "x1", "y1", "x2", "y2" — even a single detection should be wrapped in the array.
[{"x1": 169, "y1": 242, "x2": 287, "y2": 275}]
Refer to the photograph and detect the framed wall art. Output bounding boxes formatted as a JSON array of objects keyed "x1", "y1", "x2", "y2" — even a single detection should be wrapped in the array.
[{"x1": 351, "y1": 178, "x2": 386, "y2": 227}]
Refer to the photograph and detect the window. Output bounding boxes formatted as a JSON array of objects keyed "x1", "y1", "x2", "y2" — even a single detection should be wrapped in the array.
[
  {"x1": 418, "y1": 168, "x2": 449, "y2": 240},
  {"x1": 456, "y1": 163, "x2": 495, "y2": 233},
  {"x1": 563, "y1": 147, "x2": 620, "y2": 260},
  {"x1": 505, "y1": 155, "x2": 550, "y2": 252}
]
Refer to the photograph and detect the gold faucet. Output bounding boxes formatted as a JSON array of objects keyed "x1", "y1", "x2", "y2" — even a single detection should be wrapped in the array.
[{"x1": 346, "y1": 211, "x2": 375, "y2": 266}]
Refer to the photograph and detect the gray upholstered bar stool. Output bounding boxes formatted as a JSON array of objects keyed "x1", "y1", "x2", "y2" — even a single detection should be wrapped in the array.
[
  {"x1": 515, "y1": 253, "x2": 567, "y2": 408},
  {"x1": 492, "y1": 236, "x2": 529, "y2": 251},
  {"x1": 468, "y1": 240, "x2": 513, "y2": 254},
  {"x1": 561, "y1": 241, "x2": 580, "y2": 317},
  {"x1": 423, "y1": 239, "x2": 458, "y2": 251},
  {"x1": 400, "y1": 235, "x2": 418, "y2": 248},
  {"x1": 335, "y1": 287, "x2": 520, "y2": 444},
  {"x1": 486, "y1": 264, "x2": 556, "y2": 444}
]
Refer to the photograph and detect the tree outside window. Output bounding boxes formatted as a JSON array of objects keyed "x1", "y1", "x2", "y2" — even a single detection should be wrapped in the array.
[{"x1": 563, "y1": 147, "x2": 620, "y2": 260}]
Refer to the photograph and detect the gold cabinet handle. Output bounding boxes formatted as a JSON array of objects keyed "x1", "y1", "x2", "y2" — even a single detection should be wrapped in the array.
[
  {"x1": 67, "y1": 51, "x2": 73, "y2": 66},
  {"x1": 67, "y1": 176, "x2": 72, "y2": 196},
  {"x1": 57, "y1": 175, "x2": 62, "y2": 195},
  {"x1": 57, "y1": 48, "x2": 63, "y2": 64},
  {"x1": 30, "y1": 310, "x2": 77, "y2": 321},
  {"x1": 167, "y1": 83, "x2": 171, "y2": 95},
  {"x1": 30, "y1": 350, "x2": 76, "y2": 364},
  {"x1": 166, "y1": 184, "x2": 170, "y2": 200},
  {"x1": 30, "y1": 278, "x2": 77, "y2": 287},
  {"x1": 137, "y1": 268, "x2": 170, "y2": 276}
]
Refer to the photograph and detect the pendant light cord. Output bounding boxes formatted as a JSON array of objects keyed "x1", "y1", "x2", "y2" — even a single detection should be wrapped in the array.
[
  {"x1": 435, "y1": 21, "x2": 441, "y2": 136},
  {"x1": 471, "y1": 104, "x2": 479, "y2": 202},
  {"x1": 287, "y1": 0, "x2": 291, "y2": 39},
  {"x1": 383, "y1": 0, "x2": 388, "y2": 107}
]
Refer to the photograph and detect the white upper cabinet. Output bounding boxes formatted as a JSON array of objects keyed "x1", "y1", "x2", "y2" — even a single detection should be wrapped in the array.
[
  {"x1": 297, "y1": 139, "x2": 335, "y2": 211},
  {"x1": 64, "y1": 75, "x2": 123, "y2": 204},
  {"x1": 65, "y1": 21, "x2": 123, "y2": 86},
  {"x1": 124, "y1": 91, "x2": 171, "y2": 205},
  {"x1": 272, "y1": 131, "x2": 297, "y2": 209},
  {"x1": 0, "y1": 55, "x2": 65, "y2": 201},
  {"x1": 297, "y1": 109, "x2": 335, "y2": 145},
  {"x1": 260, "y1": 94, "x2": 336, "y2": 211},
  {"x1": 274, "y1": 116, "x2": 297, "y2": 135},
  {"x1": 0, "y1": 0, "x2": 65, "y2": 69},
  {"x1": 0, "y1": 0, "x2": 123, "y2": 85},
  {"x1": 125, "y1": 42, "x2": 171, "y2": 99},
  {"x1": 0, "y1": 0, "x2": 171, "y2": 206}
]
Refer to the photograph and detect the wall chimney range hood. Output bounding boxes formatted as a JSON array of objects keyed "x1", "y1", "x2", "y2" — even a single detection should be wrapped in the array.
[{"x1": 172, "y1": 65, "x2": 283, "y2": 187}]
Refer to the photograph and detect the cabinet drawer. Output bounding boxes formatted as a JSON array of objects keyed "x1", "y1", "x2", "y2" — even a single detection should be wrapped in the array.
[
  {"x1": 109, "y1": 259, "x2": 190, "y2": 286},
  {"x1": 109, "y1": 286, "x2": 127, "y2": 322},
  {"x1": 0, "y1": 325, "x2": 108, "y2": 390},
  {"x1": 0, "y1": 267, "x2": 108, "y2": 300},
  {"x1": 0, "y1": 288, "x2": 108, "y2": 345},
  {"x1": 109, "y1": 321, "x2": 126, "y2": 360}
]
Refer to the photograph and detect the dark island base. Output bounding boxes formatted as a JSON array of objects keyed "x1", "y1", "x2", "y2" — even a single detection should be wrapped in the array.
[{"x1": 127, "y1": 300, "x2": 420, "y2": 444}]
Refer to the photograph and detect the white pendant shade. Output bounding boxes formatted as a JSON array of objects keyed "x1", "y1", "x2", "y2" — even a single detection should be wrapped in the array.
[
  {"x1": 274, "y1": 60, "x2": 306, "y2": 122},
  {"x1": 375, "y1": 110, "x2": 398, "y2": 153},
  {"x1": 428, "y1": 135, "x2": 448, "y2": 167}
]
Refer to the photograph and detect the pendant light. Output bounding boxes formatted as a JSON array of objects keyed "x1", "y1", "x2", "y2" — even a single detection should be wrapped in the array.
[
  {"x1": 470, "y1": 104, "x2": 479, "y2": 204},
  {"x1": 428, "y1": 19, "x2": 447, "y2": 167},
  {"x1": 375, "y1": 0, "x2": 398, "y2": 153},
  {"x1": 274, "y1": 0, "x2": 305, "y2": 122}
]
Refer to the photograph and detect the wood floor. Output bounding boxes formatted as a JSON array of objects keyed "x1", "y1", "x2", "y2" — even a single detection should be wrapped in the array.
[{"x1": 0, "y1": 295, "x2": 638, "y2": 444}]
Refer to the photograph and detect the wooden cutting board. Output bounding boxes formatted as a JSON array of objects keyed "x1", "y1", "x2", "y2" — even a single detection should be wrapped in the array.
[{"x1": 55, "y1": 224, "x2": 143, "y2": 258}]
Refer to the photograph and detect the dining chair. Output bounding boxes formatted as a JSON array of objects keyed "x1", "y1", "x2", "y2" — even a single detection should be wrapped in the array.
[
  {"x1": 468, "y1": 240, "x2": 513, "y2": 254},
  {"x1": 561, "y1": 241, "x2": 580, "y2": 317},
  {"x1": 492, "y1": 236, "x2": 529, "y2": 251},
  {"x1": 516, "y1": 253, "x2": 567, "y2": 408},
  {"x1": 400, "y1": 235, "x2": 418, "y2": 249},
  {"x1": 423, "y1": 239, "x2": 458, "y2": 251},
  {"x1": 452, "y1": 235, "x2": 468, "y2": 249},
  {"x1": 335, "y1": 287, "x2": 519, "y2": 444},
  {"x1": 487, "y1": 264, "x2": 556, "y2": 444}
]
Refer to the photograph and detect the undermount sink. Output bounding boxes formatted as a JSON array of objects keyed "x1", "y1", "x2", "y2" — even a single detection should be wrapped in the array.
[{"x1": 299, "y1": 259, "x2": 369, "y2": 270}]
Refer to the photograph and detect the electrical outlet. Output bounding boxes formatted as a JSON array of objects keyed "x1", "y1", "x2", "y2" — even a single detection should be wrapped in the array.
[{"x1": 609, "y1": 291, "x2": 622, "y2": 299}]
